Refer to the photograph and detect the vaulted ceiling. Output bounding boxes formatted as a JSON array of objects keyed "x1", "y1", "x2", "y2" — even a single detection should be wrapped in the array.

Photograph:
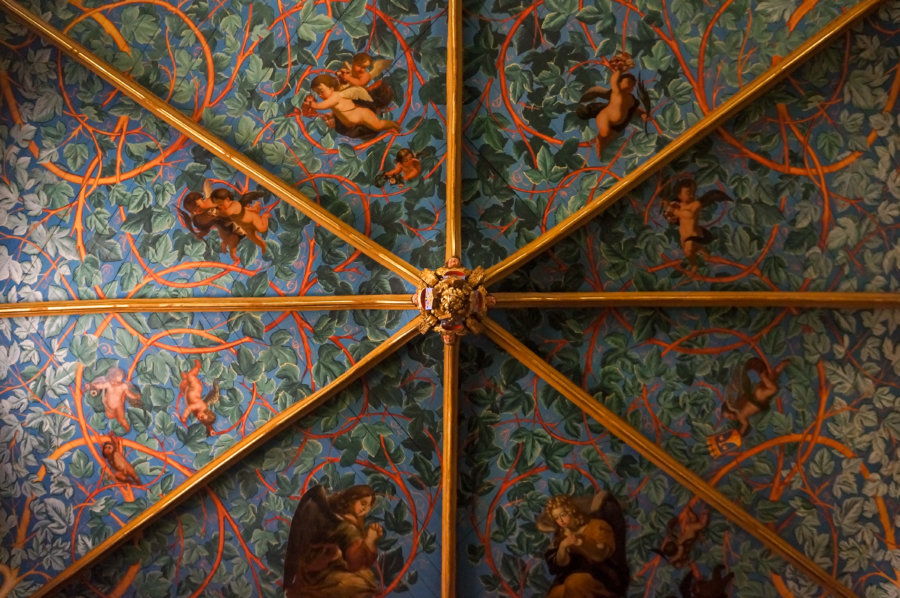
[{"x1": 0, "y1": 0, "x2": 899, "y2": 596}]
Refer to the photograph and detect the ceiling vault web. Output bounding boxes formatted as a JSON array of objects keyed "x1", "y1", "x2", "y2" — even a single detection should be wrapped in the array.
[
  {"x1": 0, "y1": 0, "x2": 424, "y2": 285},
  {"x1": 0, "y1": 0, "x2": 893, "y2": 596},
  {"x1": 482, "y1": 318, "x2": 856, "y2": 598},
  {"x1": 23, "y1": 318, "x2": 423, "y2": 598},
  {"x1": 481, "y1": 0, "x2": 885, "y2": 288}
]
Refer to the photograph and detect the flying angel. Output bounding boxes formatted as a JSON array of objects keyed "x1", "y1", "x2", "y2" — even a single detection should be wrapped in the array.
[
  {"x1": 576, "y1": 52, "x2": 652, "y2": 157},
  {"x1": 284, "y1": 484, "x2": 383, "y2": 598}
]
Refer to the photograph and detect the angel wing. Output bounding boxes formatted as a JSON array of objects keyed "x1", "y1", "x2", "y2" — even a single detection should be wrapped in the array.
[
  {"x1": 368, "y1": 58, "x2": 391, "y2": 79},
  {"x1": 637, "y1": 76, "x2": 652, "y2": 133},
  {"x1": 238, "y1": 190, "x2": 267, "y2": 206},
  {"x1": 698, "y1": 189, "x2": 732, "y2": 207},
  {"x1": 724, "y1": 357, "x2": 763, "y2": 409},
  {"x1": 340, "y1": 86, "x2": 374, "y2": 102},
  {"x1": 587, "y1": 492, "x2": 630, "y2": 594},
  {"x1": 284, "y1": 485, "x2": 342, "y2": 591},
  {"x1": 203, "y1": 379, "x2": 220, "y2": 408}
]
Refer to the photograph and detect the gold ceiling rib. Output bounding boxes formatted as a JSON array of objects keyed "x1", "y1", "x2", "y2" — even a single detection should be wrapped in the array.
[
  {"x1": 0, "y1": 0, "x2": 424, "y2": 286},
  {"x1": 493, "y1": 291, "x2": 900, "y2": 309},
  {"x1": 481, "y1": 0, "x2": 884, "y2": 288},
  {"x1": 0, "y1": 295, "x2": 416, "y2": 318},
  {"x1": 482, "y1": 317, "x2": 855, "y2": 598},
  {"x1": 441, "y1": 342, "x2": 460, "y2": 598},
  {"x1": 445, "y1": 0, "x2": 463, "y2": 261},
  {"x1": 29, "y1": 318, "x2": 423, "y2": 598}
]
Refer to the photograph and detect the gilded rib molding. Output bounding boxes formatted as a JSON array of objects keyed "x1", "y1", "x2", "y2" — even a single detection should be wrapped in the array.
[
  {"x1": 0, "y1": 0, "x2": 423, "y2": 285},
  {"x1": 493, "y1": 291, "x2": 900, "y2": 309},
  {"x1": 31, "y1": 319, "x2": 423, "y2": 598},
  {"x1": 482, "y1": 0, "x2": 884, "y2": 287},
  {"x1": 0, "y1": 296, "x2": 416, "y2": 318},
  {"x1": 441, "y1": 342, "x2": 460, "y2": 598},
  {"x1": 483, "y1": 317, "x2": 856, "y2": 598},
  {"x1": 445, "y1": 0, "x2": 463, "y2": 261}
]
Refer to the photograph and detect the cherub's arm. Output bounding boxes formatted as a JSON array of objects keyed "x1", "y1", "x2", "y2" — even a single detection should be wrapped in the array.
[
  {"x1": 85, "y1": 379, "x2": 111, "y2": 392},
  {"x1": 343, "y1": 71, "x2": 371, "y2": 87},
  {"x1": 125, "y1": 385, "x2": 141, "y2": 401},
  {"x1": 383, "y1": 163, "x2": 402, "y2": 176},
  {"x1": 306, "y1": 94, "x2": 342, "y2": 110},
  {"x1": 608, "y1": 69, "x2": 622, "y2": 97}
]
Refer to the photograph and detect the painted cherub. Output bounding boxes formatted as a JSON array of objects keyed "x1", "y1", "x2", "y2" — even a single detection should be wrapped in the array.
[
  {"x1": 373, "y1": 148, "x2": 421, "y2": 187},
  {"x1": 536, "y1": 492, "x2": 631, "y2": 597},
  {"x1": 186, "y1": 182, "x2": 270, "y2": 256},
  {"x1": 101, "y1": 433, "x2": 140, "y2": 485},
  {"x1": 721, "y1": 357, "x2": 790, "y2": 435},
  {"x1": 679, "y1": 565, "x2": 734, "y2": 598},
  {"x1": 180, "y1": 183, "x2": 269, "y2": 258},
  {"x1": 85, "y1": 366, "x2": 142, "y2": 432},
  {"x1": 303, "y1": 74, "x2": 400, "y2": 138},
  {"x1": 655, "y1": 505, "x2": 710, "y2": 567},
  {"x1": 179, "y1": 359, "x2": 219, "y2": 436},
  {"x1": 576, "y1": 52, "x2": 651, "y2": 157},
  {"x1": 336, "y1": 53, "x2": 393, "y2": 109},
  {"x1": 663, "y1": 178, "x2": 731, "y2": 272}
]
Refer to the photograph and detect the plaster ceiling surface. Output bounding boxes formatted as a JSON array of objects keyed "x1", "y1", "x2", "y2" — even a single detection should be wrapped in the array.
[{"x1": 0, "y1": 0, "x2": 899, "y2": 597}]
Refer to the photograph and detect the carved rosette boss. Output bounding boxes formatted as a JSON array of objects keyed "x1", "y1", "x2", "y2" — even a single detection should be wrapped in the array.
[{"x1": 412, "y1": 257, "x2": 495, "y2": 345}]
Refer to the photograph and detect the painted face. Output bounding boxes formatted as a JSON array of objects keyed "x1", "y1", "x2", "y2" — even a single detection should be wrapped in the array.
[
  {"x1": 551, "y1": 507, "x2": 571, "y2": 529},
  {"x1": 313, "y1": 84, "x2": 333, "y2": 99},
  {"x1": 353, "y1": 496, "x2": 374, "y2": 517},
  {"x1": 352, "y1": 60, "x2": 371, "y2": 75},
  {"x1": 620, "y1": 77, "x2": 635, "y2": 92},
  {"x1": 677, "y1": 185, "x2": 694, "y2": 202}
]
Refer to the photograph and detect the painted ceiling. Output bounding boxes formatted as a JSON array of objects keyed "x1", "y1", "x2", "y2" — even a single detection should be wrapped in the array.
[{"x1": 0, "y1": 0, "x2": 899, "y2": 597}]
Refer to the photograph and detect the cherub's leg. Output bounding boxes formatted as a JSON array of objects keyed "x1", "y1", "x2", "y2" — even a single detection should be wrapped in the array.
[
  {"x1": 357, "y1": 108, "x2": 400, "y2": 132},
  {"x1": 115, "y1": 408, "x2": 130, "y2": 432},
  {"x1": 246, "y1": 231, "x2": 268, "y2": 253},
  {"x1": 595, "y1": 110, "x2": 613, "y2": 138}
]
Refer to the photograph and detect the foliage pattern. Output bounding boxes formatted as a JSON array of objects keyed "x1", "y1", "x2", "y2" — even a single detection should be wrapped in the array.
[
  {"x1": 461, "y1": 0, "x2": 870, "y2": 262},
  {"x1": 498, "y1": 8, "x2": 900, "y2": 293},
  {"x1": 0, "y1": 308, "x2": 411, "y2": 596},
  {"x1": 60, "y1": 336, "x2": 444, "y2": 598},
  {"x1": 0, "y1": 0, "x2": 898, "y2": 595},
  {"x1": 458, "y1": 335, "x2": 788, "y2": 597},
  {"x1": 494, "y1": 307, "x2": 900, "y2": 597}
]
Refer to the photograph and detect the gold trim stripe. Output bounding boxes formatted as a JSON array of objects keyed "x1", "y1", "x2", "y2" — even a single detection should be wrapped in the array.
[
  {"x1": 482, "y1": 0, "x2": 883, "y2": 287},
  {"x1": 441, "y1": 342, "x2": 460, "y2": 598},
  {"x1": 445, "y1": 0, "x2": 462, "y2": 261},
  {"x1": 30, "y1": 319, "x2": 423, "y2": 598},
  {"x1": 0, "y1": 295, "x2": 415, "y2": 318},
  {"x1": 483, "y1": 317, "x2": 856, "y2": 598},
  {"x1": 493, "y1": 291, "x2": 900, "y2": 309},
  {"x1": 0, "y1": 0, "x2": 423, "y2": 285}
]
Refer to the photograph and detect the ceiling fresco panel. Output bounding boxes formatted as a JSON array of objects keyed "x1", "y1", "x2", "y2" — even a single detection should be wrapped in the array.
[
  {"x1": 494, "y1": 307, "x2": 900, "y2": 596},
  {"x1": 2, "y1": 0, "x2": 447, "y2": 270},
  {"x1": 460, "y1": 0, "x2": 855, "y2": 262},
  {"x1": 0, "y1": 308, "x2": 414, "y2": 596},
  {"x1": 457, "y1": 336, "x2": 802, "y2": 597},
  {"x1": 0, "y1": 0, "x2": 898, "y2": 595},
  {"x1": 0, "y1": 22, "x2": 418, "y2": 299},
  {"x1": 496, "y1": 6, "x2": 900, "y2": 293},
  {"x1": 56, "y1": 337, "x2": 443, "y2": 597}
]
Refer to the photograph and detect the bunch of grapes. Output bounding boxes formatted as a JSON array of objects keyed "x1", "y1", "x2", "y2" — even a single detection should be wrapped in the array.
[{"x1": 608, "y1": 51, "x2": 634, "y2": 72}]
